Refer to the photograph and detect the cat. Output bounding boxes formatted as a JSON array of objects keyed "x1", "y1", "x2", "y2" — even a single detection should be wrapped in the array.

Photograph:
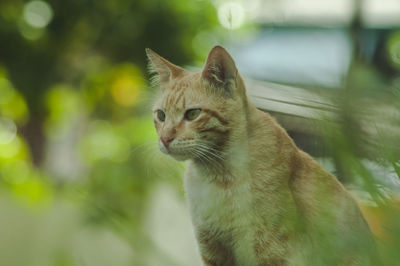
[{"x1": 146, "y1": 46, "x2": 378, "y2": 266}]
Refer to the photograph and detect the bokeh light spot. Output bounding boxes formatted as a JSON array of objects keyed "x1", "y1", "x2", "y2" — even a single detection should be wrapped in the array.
[
  {"x1": 45, "y1": 85, "x2": 80, "y2": 135},
  {"x1": 218, "y1": 2, "x2": 245, "y2": 30},
  {"x1": 0, "y1": 136, "x2": 21, "y2": 159},
  {"x1": 0, "y1": 77, "x2": 29, "y2": 124},
  {"x1": 110, "y1": 65, "x2": 143, "y2": 107},
  {"x1": 0, "y1": 77, "x2": 15, "y2": 105},
  {"x1": 23, "y1": 0, "x2": 53, "y2": 28},
  {"x1": 0, "y1": 117, "x2": 17, "y2": 145},
  {"x1": 111, "y1": 75, "x2": 140, "y2": 107},
  {"x1": 1, "y1": 161, "x2": 30, "y2": 185},
  {"x1": 12, "y1": 176, "x2": 52, "y2": 205},
  {"x1": 18, "y1": 21, "x2": 45, "y2": 40}
]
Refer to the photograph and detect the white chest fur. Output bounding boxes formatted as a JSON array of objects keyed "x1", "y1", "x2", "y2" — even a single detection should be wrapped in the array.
[{"x1": 184, "y1": 165, "x2": 260, "y2": 266}]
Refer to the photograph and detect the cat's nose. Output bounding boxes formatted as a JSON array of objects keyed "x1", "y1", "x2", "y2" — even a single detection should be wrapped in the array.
[{"x1": 160, "y1": 136, "x2": 174, "y2": 148}]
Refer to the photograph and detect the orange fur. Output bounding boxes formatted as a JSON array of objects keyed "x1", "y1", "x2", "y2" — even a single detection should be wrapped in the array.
[{"x1": 147, "y1": 46, "x2": 378, "y2": 266}]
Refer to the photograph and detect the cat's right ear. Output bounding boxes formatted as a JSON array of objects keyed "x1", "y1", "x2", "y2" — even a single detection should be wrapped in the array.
[
  {"x1": 145, "y1": 48, "x2": 184, "y2": 84},
  {"x1": 202, "y1": 46, "x2": 238, "y2": 96}
]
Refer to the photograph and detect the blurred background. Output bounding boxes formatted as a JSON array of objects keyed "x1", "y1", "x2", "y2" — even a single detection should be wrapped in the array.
[{"x1": 0, "y1": 0, "x2": 399, "y2": 265}]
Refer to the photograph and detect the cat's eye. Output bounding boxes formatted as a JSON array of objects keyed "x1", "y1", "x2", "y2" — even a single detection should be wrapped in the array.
[
  {"x1": 185, "y1": 109, "x2": 201, "y2": 121},
  {"x1": 157, "y1": 110, "x2": 166, "y2": 122}
]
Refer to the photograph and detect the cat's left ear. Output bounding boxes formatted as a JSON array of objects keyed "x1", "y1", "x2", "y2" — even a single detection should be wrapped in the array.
[
  {"x1": 202, "y1": 46, "x2": 238, "y2": 96},
  {"x1": 146, "y1": 48, "x2": 184, "y2": 84}
]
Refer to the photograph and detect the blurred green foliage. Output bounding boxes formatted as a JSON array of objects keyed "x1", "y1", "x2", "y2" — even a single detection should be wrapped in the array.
[
  {"x1": 0, "y1": 0, "x2": 217, "y2": 265},
  {"x1": 0, "y1": 0, "x2": 400, "y2": 265}
]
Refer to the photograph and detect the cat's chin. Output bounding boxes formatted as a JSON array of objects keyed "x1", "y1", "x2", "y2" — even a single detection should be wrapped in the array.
[{"x1": 158, "y1": 146, "x2": 190, "y2": 161}]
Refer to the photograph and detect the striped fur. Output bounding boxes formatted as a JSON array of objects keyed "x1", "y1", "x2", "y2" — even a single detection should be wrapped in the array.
[{"x1": 147, "y1": 46, "x2": 378, "y2": 266}]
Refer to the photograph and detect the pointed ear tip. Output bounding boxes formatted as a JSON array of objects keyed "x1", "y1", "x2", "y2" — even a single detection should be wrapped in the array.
[
  {"x1": 208, "y1": 45, "x2": 232, "y2": 58},
  {"x1": 211, "y1": 45, "x2": 227, "y2": 52},
  {"x1": 146, "y1": 48, "x2": 158, "y2": 58}
]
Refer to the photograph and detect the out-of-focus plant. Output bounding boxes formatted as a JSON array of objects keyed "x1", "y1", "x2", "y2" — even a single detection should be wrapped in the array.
[
  {"x1": 0, "y1": 0, "x2": 218, "y2": 264},
  {"x1": 313, "y1": 54, "x2": 400, "y2": 265},
  {"x1": 0, "y1": 70, "x2": 53, "y2": 208},
  {"x1": 387, "y1": 31, "x2": 400, "y2": 72}
]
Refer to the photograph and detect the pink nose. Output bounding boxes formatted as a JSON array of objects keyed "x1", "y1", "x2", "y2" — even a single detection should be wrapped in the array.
[{"x1": 161, "y1": 136, "x2": 174, "y2": 148}]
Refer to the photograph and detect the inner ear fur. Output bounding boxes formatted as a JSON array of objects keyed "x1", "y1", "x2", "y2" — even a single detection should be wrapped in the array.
[
  {"x1": 202, "y1": 46, "x2": 238, "y2": 95},
  {"x1": 146, "y1": 48, "x2": 184, "y2": 84}
]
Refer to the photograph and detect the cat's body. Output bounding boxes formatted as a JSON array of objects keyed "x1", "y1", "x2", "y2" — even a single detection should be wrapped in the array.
[
  {"x1": 185, "y1": 110, "x2": 372, "y2": 266},
  {"x1": 147, "y1": 46, "x2": 377, "y2": 265}
]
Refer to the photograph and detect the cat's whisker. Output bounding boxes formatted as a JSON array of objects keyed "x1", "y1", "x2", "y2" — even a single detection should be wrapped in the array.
[
  {"x1": 143, "y1": 148, "x2": 182, "y2": 181},
  {"x1": 130, "y1": 141, "x2": 159, "y2": 160},
  {"x1": 190, "y1": 149, "x2": 212, "y2": 173},
  {"x1": 199, "y1": 147, "x2": 224, "y2": 162},
  {"x1": 196, "y1": 140, "x2": 227, "y2": 157},
  {"x1": 193, "y1": 145, "x2": 225, "y2": 170},
  {"x1": 143, "y1": 148, "x2": 160, "y2": 178},
  {"x1": 195, "y1": 144, "x2": 225, "y2": 163},
  {"x1": 189, "y1": 145, "x2": 210, "y2": 162}
]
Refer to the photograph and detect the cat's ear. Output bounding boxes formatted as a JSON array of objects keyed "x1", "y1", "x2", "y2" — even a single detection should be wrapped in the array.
[
  {"x1": 202, "y1": 46, "x2": 238, "y2": 95},
  {"x1": 146, "y1": 48, "x2": 184, "y2": 84}
]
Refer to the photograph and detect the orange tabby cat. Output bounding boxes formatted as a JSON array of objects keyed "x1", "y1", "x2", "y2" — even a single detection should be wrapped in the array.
[{"x1": 146, "y1": 46, "x2": 378, "y2": 266}]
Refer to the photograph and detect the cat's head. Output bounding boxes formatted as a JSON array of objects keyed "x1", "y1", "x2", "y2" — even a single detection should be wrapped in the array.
[{"x1": 147, "y1": 46, "x2": 248, "y2": 161}]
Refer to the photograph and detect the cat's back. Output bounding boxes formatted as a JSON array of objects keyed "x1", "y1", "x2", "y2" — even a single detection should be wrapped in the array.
[{"x1": 249, "y1": 110, "x2": 378, "y2": 264}]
